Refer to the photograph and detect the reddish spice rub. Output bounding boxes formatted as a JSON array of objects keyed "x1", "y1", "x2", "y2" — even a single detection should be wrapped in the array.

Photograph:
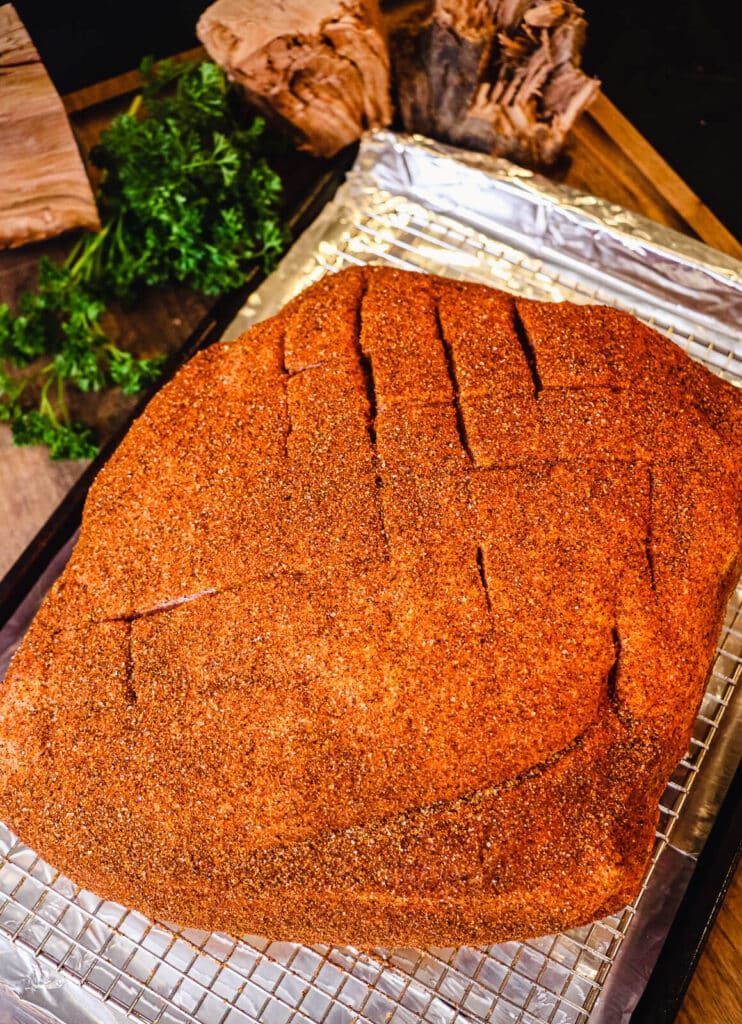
[{"x1": 1, "y1": 267, "x2": 741, "y2": 947}]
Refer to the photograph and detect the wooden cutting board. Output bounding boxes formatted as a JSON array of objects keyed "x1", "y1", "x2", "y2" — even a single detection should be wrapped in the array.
[
  {"x1": 568, "y1": 92, "x2": 742, "y2": 261},
  {"x1": 0, "y1": 61, "x2": 739, "y2": 1024}
]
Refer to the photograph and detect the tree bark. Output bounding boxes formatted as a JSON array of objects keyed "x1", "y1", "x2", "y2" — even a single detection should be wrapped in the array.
[{"x1": 389, "y1": 0, "x2": 600, "y2": 167}]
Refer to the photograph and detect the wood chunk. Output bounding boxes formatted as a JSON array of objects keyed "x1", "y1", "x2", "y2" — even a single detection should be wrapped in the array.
[
  {"x1": 196, "y1": 0, "x2": 392, "y2": 158},
  {"x1": 389, "y1": 0, "x2": 600, "y2": 167},
  {"x1": 0, "y1": 4, "x2": 99, "y2": 248}
]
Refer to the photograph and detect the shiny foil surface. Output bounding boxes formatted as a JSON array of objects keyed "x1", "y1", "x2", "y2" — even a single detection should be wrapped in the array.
[{"x1": 1, "y1": 131, "x2": 741, "y2": 1024}]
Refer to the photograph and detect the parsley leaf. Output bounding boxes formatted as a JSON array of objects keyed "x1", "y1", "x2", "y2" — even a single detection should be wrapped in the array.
[{"x1": 0, "y1": 58, "x2": 288, "y2": 459}]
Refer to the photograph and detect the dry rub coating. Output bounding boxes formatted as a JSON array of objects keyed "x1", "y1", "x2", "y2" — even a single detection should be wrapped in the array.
[{"x1": 1, "y1": 267, "x2": 741, "y2": 947}]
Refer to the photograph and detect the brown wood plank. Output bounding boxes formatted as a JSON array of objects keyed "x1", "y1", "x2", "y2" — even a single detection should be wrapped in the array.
[
  {"x1": 62, "y1": 45, "x2": 206, "y2": 113},
  {"x1": 0, "y1": 432, "x2": 86, "y2": 577},
  {"x1": 0, "y1": 4, "x2": 100, "y2": 249},
  {"x1": 567, "y1": 93, "x2": 742, "y2": 260},
  {"x1": 0, "y1": 0, "x2": 33, "y2": 63},
  {"x1": 676, "y1": 865, "x2": 742, "y2": 1024}
]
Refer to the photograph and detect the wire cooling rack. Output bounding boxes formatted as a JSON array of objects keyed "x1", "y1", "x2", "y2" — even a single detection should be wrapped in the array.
[{"x1": 2, "y1": 168, "x2": 742, "y2": 1024}]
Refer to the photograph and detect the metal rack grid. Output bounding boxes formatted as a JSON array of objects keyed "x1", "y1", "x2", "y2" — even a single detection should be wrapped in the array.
[{"x1": 1, "y1": 185, "x2": 741, "y2": 1024}]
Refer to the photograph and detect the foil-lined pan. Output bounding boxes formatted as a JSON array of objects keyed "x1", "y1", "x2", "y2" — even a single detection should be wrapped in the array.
[{"x1": 1, "y1": 130, "x2": 741, "y2": 1024}]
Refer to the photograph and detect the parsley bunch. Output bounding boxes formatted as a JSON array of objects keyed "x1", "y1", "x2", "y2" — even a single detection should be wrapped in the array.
[{"x1": 0, "y1": 58, "x2": 287, "y2": 460}]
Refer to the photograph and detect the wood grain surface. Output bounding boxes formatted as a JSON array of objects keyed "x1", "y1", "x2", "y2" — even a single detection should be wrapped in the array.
[
  {"x1": 0, "y1": 4, "x2": 99, "y2": 248},
  {"x1": 0, "y1": 67, "x2": 740, "y2": 1024},
  {"x1": 676, "y1": 865, "x2": 742, "y2": 1024}
]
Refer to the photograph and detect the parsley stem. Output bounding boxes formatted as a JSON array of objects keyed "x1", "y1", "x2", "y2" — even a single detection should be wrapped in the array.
[
  {"x1": 66, "y1": 221, "x2": 112, "y2": 281},
  {"x1": 57, "y1": 372, "x2": 69, "y2": 424},
  {"x1": 39, "y1": 376, "x2": 60, "y2": 429}
]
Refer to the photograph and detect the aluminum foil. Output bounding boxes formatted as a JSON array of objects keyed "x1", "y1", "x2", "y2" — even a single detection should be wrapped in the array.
[{"x1": 1, "y1": 130, "x2": 741, "y2": 1024}]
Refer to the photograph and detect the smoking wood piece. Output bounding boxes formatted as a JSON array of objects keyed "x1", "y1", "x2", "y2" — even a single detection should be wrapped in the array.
[
  {"x1": 197, "y1": 0, "x2": 393, "y2": 159},
  {"x1": 389, "y1": 0, "x2": 600, "y2": 167},
  {"x1": 0, "y1": 4, "x2": 100, "y2": 249}
]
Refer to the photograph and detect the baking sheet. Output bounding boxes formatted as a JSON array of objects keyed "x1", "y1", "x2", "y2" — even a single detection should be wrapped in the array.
[{"x1": 1, "y1": 130, "x2": 741, "y2": 1024}]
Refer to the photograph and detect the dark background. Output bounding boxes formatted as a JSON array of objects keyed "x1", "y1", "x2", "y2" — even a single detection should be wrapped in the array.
[{"x1": 12, "y1": 0, "x2": 742, "y2": 242}]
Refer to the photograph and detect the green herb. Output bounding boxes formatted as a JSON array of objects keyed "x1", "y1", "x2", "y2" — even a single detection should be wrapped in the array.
[{"x1": 0, "y1": 58, "x2": 288, "y2": 460}]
